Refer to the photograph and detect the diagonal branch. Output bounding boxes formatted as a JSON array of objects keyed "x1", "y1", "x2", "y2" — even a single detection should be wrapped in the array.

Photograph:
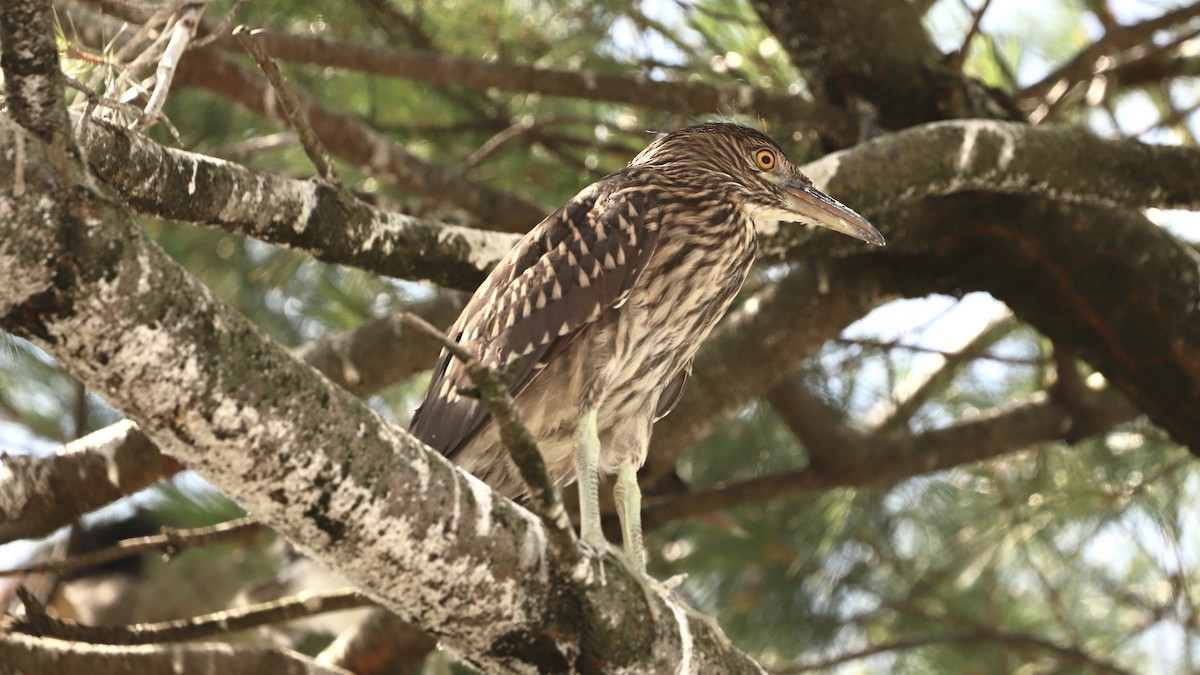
[
  {"x1": 77, "y1": 119, "x2": 517, "y2": 292},
  {"x1": 401, "y1": 313, "x2": 581, "y2": 570},
  {"x1": 866, "y1": 309, "x2": 1020, "y2": 433},
  {"x1": 0, "y1": 421, "x2": 183, "y2": 544},
  {"x1": 1016, "y1": 3, "x2": 1200, "y2": 102},
  {"x1": 232, "y1": 25, "x2": 347, "y2": 195},
  {"x1": 0, "y1": 297, "x2": 459, "y2": 546},
  {"x1": 134, "y1": 3, "x2": 202, "y2": 130},
  {"x1": 171, "y1": 45, "x2": 547, "y2": 233}
]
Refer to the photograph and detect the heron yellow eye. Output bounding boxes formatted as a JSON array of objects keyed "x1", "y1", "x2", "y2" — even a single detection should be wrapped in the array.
[{"x1": 754, "y1": 149, "x2": 777, "y2": 171}]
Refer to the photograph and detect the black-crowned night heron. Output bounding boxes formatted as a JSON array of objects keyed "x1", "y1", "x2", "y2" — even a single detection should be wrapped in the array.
[{"x1": 410, "y1": 123, "x2": 884, "y2": 570}]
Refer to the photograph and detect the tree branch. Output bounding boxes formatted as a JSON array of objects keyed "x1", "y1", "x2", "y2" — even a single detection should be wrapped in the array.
[
  {"x1": 400, "y1": 313, "x2": 581, "y2": 571},
  {"x1": 232, "y1": 30, "x2": 850, "y2": 137},
  {"x1": 62, "y1": 0, "x2": 546, "y2": 233},
  {"x1": 72, "y1": 0, "x2": 853, "y2": 141},
  {"x1": 0, "y1": 296, "x2": 459, "y2": 546},
  {"x1": 0, "y1": 0, "x2": 74, "y2": 145},
  {"x1": 10, "y1": 588, "x2": 371, "y2": 644},
  {"x1": 806, "y1": 119, "x2": 1200, "y2": 216},
  {"x1": 76, "y1": 118, "x2": 516, "y2": 292},
  {"x1": 866, "y1": 309, "x2": 1019, "y2": 433},
  {"x1": 0, "y1": 632, "x2": 353, "y2": 675},
  {"x1": 645, "y1": 382, "x2": 1139, "y2": 530},
  {"x1": 133, "y1": 3, "x2": 202, "y2": 131},
  {"x1": 173, "y1": 46, "x2": 547, "y2": 232},
  {"x1": 1016, "y1": 3, "x2": 1200, "y2": 102},
  {"x1": 79, "y1": 110, "x2": 1200, "y2": 293},
  {"x1": 0, "y1": 421, "x2": 183, "y2": 545},
  {"x1": 315, "y1": 608, "x2": 436, "y2": 675},
  {"x1": 232, "y1": 25, "x2": 347, "y2": 196},
  {"x1": 0, "y1": 517, "x2": 266, "y2": 578}
]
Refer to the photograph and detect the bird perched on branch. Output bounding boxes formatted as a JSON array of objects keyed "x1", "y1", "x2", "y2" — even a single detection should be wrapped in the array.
[{"x1": 410, "y1": 123, "x2": 884, "y2": 570}]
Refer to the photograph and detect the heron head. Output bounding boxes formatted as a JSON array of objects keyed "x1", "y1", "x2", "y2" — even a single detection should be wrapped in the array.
[{"x1": 630, "y1": 123, "x2": 885, "y2": 247}]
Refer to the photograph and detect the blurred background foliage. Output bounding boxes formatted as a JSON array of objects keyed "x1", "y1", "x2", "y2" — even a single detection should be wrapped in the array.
[{"x1": 4, "y1": 0, "x2": 1200, "y2": 672}]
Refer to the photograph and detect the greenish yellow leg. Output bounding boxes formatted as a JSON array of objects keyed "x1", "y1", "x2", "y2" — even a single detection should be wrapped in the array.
[
  {"x1": 614, "y1": 463, "x2": 645, "y2": 572},
  {"x1": 575, "y1": 409, "x2": 605, "y2": 550}
]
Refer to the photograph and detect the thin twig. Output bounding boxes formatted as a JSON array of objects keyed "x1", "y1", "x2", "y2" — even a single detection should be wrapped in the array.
[
  {"x1": 400, "y1": 313, "x2": 581, "y2": 566},
  {"x1": 1016, "y1": 3, "x2": 1200, "y2": 101},
  {"x1": 0, "y1": 517, "x2": 267, "y2": 578},
  {"x1": 834, "y1": 335, "x2": 1040, "y2": 366},
  {"x1": 233, "y1": 25, "x2": 350, "y2": 199},
  {"x1": 191, "y1": 0, "x2": 248, "y2": 49},
  {"x1": 949, "y1": 0, "x2": 993, "y2": 69},
  {"x1": 134, "y1": 3, "x2": 204, "y2": 131},
  {"x1": 776, "y1": 633, "x2": 969, "y2": 673},
  {"x1": 9, "y1": 588, "x2": 372, "y2": 645}
]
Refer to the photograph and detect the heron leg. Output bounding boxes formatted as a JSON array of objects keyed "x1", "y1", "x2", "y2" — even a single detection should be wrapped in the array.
[
  {"x1": 575, "y1": 409, "x2": 605, "y2": 550},
  {"x1": 613, "y1": 462, "x2": 645, "y2": 572}
]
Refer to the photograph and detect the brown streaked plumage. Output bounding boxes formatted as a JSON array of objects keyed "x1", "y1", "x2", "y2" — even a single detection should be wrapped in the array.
[{"x1": 410, "y1": 123, "x2": 883, "y2": 569}]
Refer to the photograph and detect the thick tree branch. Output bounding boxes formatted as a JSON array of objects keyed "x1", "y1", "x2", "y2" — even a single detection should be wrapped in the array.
[
  {"x1": 0, "y1": 297, "x2": 459, "y2": 546},
  {"x1": 811, "y1": 119, "x2": 1200, "y2": 215},
  {"x1": 77, "y1": 119, "x2": 515, "y2": 291},
  {"x1": 316, "y1": 608, "x2": 436, "y2": 675},
  {"x1": 0, "y1": 0, "x2": 74, "y2": 145},
  {"x1": 752, "y1": 0, "x2": 1018, "y2": 129},
  {"x1": 80, "y1": 113, "x2": 1200, "y2": 293},
  {"x1": 878, "y1": 195, "x2": 1200, "y2": 456},
  {"x1": 0, "y1": 421, "x2": 182, "y2": 544}
]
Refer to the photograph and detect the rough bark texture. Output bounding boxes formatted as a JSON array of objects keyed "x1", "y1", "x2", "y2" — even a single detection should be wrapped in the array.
[{"x1": 0, "y1": 421, "x2": 181, "y2": 544}]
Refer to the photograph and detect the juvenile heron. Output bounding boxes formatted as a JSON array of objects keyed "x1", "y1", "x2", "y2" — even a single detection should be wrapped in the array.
[{"x1": 410, "y1": 123, "x2": 883, "y2": 570}]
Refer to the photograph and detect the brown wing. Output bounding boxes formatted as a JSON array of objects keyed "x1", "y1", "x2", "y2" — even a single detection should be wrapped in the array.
[{"x1": 409, "y1": 178, "x2": 658, "y2": 459}]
